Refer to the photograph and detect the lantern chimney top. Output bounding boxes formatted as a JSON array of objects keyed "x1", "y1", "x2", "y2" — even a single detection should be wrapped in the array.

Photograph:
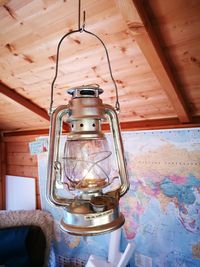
[{"x1": 67, "y1": 85, "x2": 103, "y2": 99}]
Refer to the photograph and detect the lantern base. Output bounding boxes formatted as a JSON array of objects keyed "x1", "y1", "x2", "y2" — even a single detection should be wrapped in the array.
[
  {"x1": 59, "y1": 194, "x2": 125, "y2": 235},
  {"x1": 60, "y1": 211, "x2": 124, "y2": 236}
]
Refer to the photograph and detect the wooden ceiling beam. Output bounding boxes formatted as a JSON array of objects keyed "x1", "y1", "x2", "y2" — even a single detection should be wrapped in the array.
[
  {"x1": 0, "y1": 82, "x2": 50, "y2": 121},
  {"x1": 0, "y1": 82, "x2": 71, "y2": 132},
  {"x1": 115, "y1": 0, "x2": 191, "y2": 123}
]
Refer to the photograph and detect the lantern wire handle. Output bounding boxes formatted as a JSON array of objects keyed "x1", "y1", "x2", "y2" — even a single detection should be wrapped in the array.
[{"x1": 49, "y1": 0, "x2": 120, "y2": 115}]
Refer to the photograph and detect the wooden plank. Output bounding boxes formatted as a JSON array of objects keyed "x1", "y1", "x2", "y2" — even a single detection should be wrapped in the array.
[
  {"x1": 3, "y1": 124, "x2": 69, "y2": 138},
  {"x1": 0, "y1": 83, "x2": 69, "y2": 132},
  {"x1": 103, "y1": 117, "x2": 200, "y2": 131},
  {"x1": 7, "y1": 152, "x2": 37, "y2": 166},
  {"x1": 116, "y1": 0, "x2": 191, "y2": 123},
  {"x1": 115, "y1": 0, "x2": 142, "y2": 25},
  {"x1": 2, "y1": 139, "x2": 6, "y2": 210},
  {"x1": 3, "y1": 134, "x2": 40, "y2": 142},
  {"x1": 3, "y1": 130, "x2": 50, "y2": 138},
  {"x1": 6, "y1": 142, "x2": 30, "y2": 153},
  {"x1": 7, "y1": 165, "x2": 38, "y2": 178},
  {"x1": 0, "y1": 135, "x2": 2, "y2": 209},
  {"x1": 35, "y1": 179, "x2": 40, "y2": 196},
  {"x1": 0, "y1": 82, "x2": 50, "y2": 121},
  {"x1": 0, "y1": 136, "x2": 6, "y2": 209},
  {"x1": 36, "y1": 194, "x2": 41, "y2": 209},
  {"x1": 0, "y1": 179, "x2": 2, "y2": 209},
  {"x1": 4, "y1": 135, "x2": 41, "y2": 209},
  {"x1": 132, "y1": 31, "x2": 191, "y2": 123},
  {"x1": 0, "y1": 135, "x2": 3, "y2": 209},
  {"x1": 0, "y1": 94, "x2": 50, "y2": 131}
]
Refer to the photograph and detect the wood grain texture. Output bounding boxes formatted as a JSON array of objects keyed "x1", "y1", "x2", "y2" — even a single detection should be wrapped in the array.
[
  {"x1": 146, "y1": 0, "x2": 200, "y2": 117},
  {"x1": 117, "y1": 0, "x2": 191, "y2": 123},
  {"x1": 0, "y1": 0, "x2": 200, "y2": 131},
  {"x1": 0, "y1": 135, "x2": 2, "y2": 209},
  {"x1": 4, "y1": 135, "x2": 41, "y2": 209},
  {"x1": 7, "y1": 165, "x2": 38, "y2": 178},
  {"x1": 0, "y1": 135, "x2": 6, "y2": 209},
  {"x1": 7, "y1": 152, "x2": 37, "y2": 166},
  {"x1": 0, "y1": 82, "x2": 50, "y2": 121},
  {"x1": 3, "y1": 134, "x2": 42, "y2": 142},
  {"x1": 0, "y1": 93, "x2": 50, "y2": 130}
]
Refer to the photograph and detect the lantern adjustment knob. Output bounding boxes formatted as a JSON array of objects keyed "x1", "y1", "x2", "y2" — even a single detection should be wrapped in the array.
[{"x1": 90, "y1": 196, "x2": 107, "y2": 212}]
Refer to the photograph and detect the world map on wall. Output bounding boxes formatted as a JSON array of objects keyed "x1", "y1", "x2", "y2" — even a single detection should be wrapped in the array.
[
  {"x1": 38, "y1": 128, "x2": 200, "y2": 267},
  {"x1": 120, "y1": 129, "x2": 200, "y2": 267}
]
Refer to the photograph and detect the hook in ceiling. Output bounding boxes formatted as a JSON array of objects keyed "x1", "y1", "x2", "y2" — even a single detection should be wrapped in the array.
[{"x1": 78, "y1": 0, "x2": 86, "y2": 32}]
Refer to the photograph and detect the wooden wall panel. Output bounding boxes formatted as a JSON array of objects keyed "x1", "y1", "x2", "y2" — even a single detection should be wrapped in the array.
[
  {"x1": 0, "y1": 134, "x2": 6, "y2": 209},
  {"x1": 0, "y1": 135, "x2": 2, "y2": 209},
  {"x1": 4, "y1": 135, "x2": 41, "y2": 209},
  {"x1": 7, "y1": 152, "x2": 37, "y2": 166},
  {"x1": 6, "y1": 165, "x2": 38, "y2": 178}
]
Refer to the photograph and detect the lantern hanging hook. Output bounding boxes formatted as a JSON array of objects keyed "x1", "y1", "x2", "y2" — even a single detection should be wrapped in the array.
[
  {"x1": 78, "y1": 0, "x2": 81, "y2": 31},
  {"x1": 82, "y1": 10, "x2": 86, "y2": 31},
  {"x1": 78, "y1": 0, "x2": 85, "y2": 32},
  {"x1": 49, "y1": 0, "x2": 120, "y2": 114}
]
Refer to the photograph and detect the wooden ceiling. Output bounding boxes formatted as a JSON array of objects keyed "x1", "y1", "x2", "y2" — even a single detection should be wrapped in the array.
[{"x1": 0, "y1": 0, "x2": 200, "y2": 133}]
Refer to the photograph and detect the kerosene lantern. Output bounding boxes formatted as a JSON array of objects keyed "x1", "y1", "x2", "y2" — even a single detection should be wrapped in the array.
[{"x1": 46, "y1": 3, "x2": 129, "y2": 235}]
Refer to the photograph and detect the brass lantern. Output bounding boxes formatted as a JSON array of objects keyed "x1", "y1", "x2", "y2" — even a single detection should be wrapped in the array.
[
  {"x1": 46, "y1": 5, "x2": 129, "y2": 235},
  {"x1": 47, "y1": 85, "x2": 129, "y2": 235}
]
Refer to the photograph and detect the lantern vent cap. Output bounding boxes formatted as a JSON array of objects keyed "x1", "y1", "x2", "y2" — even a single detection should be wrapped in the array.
[{"x1": 67, "y1": 85, "x2": 103, "y2": 98}]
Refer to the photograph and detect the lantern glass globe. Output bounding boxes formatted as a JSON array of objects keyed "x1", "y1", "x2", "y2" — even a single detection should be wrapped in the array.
[{"x1": 63, "y1": 138, "x2": 112, "y2": 192}]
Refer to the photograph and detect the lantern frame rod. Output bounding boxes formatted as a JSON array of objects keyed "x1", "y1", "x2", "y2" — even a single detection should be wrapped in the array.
[
  {"x1": 47, "y1": 104, "x2": 73, "y2": 206},
  {"x1": 104, "y1": 104, "x2": 129, "y2": 196}
]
